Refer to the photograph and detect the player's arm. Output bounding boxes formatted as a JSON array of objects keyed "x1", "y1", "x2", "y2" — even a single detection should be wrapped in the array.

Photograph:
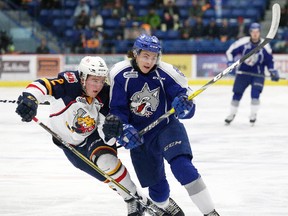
[
  {"x1": 15, "y1": 71, "x2": 75, "y2": 122},
  {"x1": 264, "y1": 45, "x2": 280, "y2": 82}
]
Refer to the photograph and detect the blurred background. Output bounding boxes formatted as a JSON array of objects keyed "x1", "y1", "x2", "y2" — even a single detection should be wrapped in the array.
[{"x1": 0, "y1": 0, "x2": 287, "y2": 85}]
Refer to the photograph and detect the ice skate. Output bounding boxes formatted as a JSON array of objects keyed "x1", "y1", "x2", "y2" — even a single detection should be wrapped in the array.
[
  {"x1": 163, "y1": 198, "x2": 185, "y2": 216},
  {"x1": 204, "y1": 209, "x2": 220, "y2": 216},
  {"x1": 249, "y1": 113, "x2": 257, "y2": 126},
  {"x1": 125, "y1": 196, "x2": 145, "y2": 216},
  {"x1": 225, "y1": 114, "x2": 235, "y2": 125},
  {"x1": 146, "y1": 199, "x2": 170, "y2": 216}
]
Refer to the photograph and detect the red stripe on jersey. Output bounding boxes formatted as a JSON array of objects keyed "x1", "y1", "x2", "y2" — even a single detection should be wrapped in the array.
[
  {"x1": 26, "y1": 84, "x2": 45, "y2": 95},
  {"x1": 49, "y1": 100, "x2": 77, "y2": 117}
]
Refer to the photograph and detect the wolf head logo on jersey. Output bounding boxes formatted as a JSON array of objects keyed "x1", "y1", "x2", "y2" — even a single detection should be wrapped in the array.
[
  {"x1": 244, "y1": 53, "x2": 259, "y2": 66},
  {"x1": 130, "y1": 83, "x2": 160, "y2": 117},
  {"x1": 66, "y1": 108, "x2": 96, "y2": 135}
]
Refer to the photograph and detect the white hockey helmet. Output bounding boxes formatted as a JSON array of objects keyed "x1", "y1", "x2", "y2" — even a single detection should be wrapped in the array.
[{"x1": 78, "y1": 56, "x2": 108, "y2": 81}]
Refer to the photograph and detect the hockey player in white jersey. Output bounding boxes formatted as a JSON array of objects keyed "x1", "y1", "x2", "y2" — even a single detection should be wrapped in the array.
[
  {"x1": 15, "y1": 56, "x2": 147, "y2": 216},
  {"x1": 225, "y1": 22, "x2": 280, "y2": 125},
  {"x1": 105, "y1": 34, "x2": 220, "y2": 216}
]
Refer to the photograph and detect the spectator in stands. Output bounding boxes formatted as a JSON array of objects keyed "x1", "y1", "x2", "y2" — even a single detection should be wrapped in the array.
[
  {"x1": 86, "y1": 30, "x2": 104, "y2": 54},
  {"x1": 190, "y1": 17, "x2": 205, "y2": 40},
  {"x1": 111, "y1": 1, "x2": 125, "y2": 19},
  {"x1": 0, "y1": 30, "x2": 15, "y2": 54},
  {"x1": 142, "y1": 8, "x2": 161, "y2": 31},
  {"x1": 218, "y1": 19, "x2": 230, "y2": 42},
  {"x1": 125, "y1": 4, "x2": 138, "y2": 22},
  {"x1": 36, "y1": 38, "x2": 50, "y2": 54},
  {"x1": 114, "y1": 17, "x2": 127, "y2": 40},
  {"x1": 179, "y1": 19, "x2": 192, "y2": 40},
  {"x1": 162, "y1": 0, "x2": 180, "y2": 31},
  {"x1": 74, "y1": 32, "x2": 87, "y2": 54},
  {"x1": 124, "y1": 22, "x2": 142, "y2": 40},
  {"x1": 204, "y1": 18, "x2": 219, "y2": 40},
  {"x1": 188, "y1": 0, "x2": 204, "y2": 20},
  {"x1": 75, "y1": 9, "x2": 90, "y2": 30},
  {"x1": 89, "y1": 9, "x2": 103, "y2": 32},
  {"x1": 73, "y1": 0, "x2": 90, "y2": 17}
]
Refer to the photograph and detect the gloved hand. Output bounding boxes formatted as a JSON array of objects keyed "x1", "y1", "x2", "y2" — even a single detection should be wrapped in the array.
[
  {"x1": 227, "y1": 61, "x2": 236, "y2": 75},
  {"x1": 117, "y1": 124, "x2": 143, "y2": 149},
  {"x1": 103, "y1": 114, "x2": 123, "y2": 140},
  {"x1": 172, "y1": 95, "x2": 195, "y2": 119},
  {"x1": 15, "y1": 92, "x2": 38, "y2": 122},
  {"x1": 270, "y1": 69, "x2": 280, "y2": 81}
]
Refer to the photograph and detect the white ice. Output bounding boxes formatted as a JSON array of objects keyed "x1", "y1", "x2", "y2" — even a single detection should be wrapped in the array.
[{"x1": 0, "y1": 85, "x2": 287, "y2": 216}]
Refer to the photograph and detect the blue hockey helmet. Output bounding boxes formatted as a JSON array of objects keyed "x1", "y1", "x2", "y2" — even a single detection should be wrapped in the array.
[
  {"x1": 133, "y1": 34, "x2": 162, "y2": 55},
  {"x1": 249, "y1": 22, "x2": 261, "y2": 32}
]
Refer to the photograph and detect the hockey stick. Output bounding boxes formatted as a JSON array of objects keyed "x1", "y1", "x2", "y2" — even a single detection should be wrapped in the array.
[
  {"x1": 0, "y1": 99, "x2": 50, "y2": 105},
  {"x1": 139, "y1": 3, "x2": 281, "y2": 136},
  {"x1": 32, "y1": 117, "x2": 157, "y2": 215},
  {"x1": 236, "y1": 71, "x2": 287, "y2": 80}
]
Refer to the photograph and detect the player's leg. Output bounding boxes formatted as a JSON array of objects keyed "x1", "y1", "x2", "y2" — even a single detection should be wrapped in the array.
[
  {"x1": 250, "y1": 77, "x2": 264, "y2": 124},
  {"x1": 163, "y1": 119, "x2": 220, "y2": 216},
  {"x1": 225, "y1": 74, "x2": 250, "y2": 124},
  {"x1": 130, "y1": 129, "x2": 184, "y2": 215},
  {"x1": 86, "y1": 132, "x2": 146, "y2": 216}
]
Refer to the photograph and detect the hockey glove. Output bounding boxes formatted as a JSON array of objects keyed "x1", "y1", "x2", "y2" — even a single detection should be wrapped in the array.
[
  {"x1": 172, "y1": 95, "x2": 195, "y2": 119},
  {"x1": 269, "y1": 69, "x2": 280, "y2": 82},
  {"x1": 103, "y1": 114, "x2": 123, "y2": 140},
  {"x1": 15, "y1": 92, "x2": 38, "y2": 122},
  {"x1": 117, "y1": 124, "x2": 143, "y2": 149}
]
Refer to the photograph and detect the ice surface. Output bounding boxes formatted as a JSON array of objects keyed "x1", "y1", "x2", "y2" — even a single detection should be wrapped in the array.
[{"x1": 0, "y1": 85, "x2": 287, "y2": 216}]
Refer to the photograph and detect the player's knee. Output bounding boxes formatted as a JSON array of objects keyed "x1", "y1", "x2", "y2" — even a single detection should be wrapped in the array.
[
  {"x1": 251, "y1": 89, "x2": 261, "y2": 99},
  {"x1": 149, "y1": 178, "x2": 170, "y2": 202},
  {"x1": 232, "y1": 92, "x2": 243, "y2": 101},
  {"x1": 96, "y1": 153, "x2": 120, "y2": 173},
  {"x1": 170, "y1": 155, "x2": 199, "y2": 185}
]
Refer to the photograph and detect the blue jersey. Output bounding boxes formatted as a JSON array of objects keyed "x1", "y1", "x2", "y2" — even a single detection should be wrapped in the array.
[
  {"x1": 109, "y1": 59, "x2": 195, "y2": 186},
  {"x1": 109, "y1": 59, "x2": 193, "y2": 138},
  {"x1": 226, "y1": 36, "x2": 274, "y2": 74}
]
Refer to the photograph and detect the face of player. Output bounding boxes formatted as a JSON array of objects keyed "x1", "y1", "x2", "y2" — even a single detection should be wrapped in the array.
[
  {"x1": 250, "y1": 29, "x2": 260, "y2": 43},
  {"x1": 136, "y1": 50, "x2": 158, "y2": 74},
  {"x1": 83, "y1": 75, "x2": 106, "y2": 98}
]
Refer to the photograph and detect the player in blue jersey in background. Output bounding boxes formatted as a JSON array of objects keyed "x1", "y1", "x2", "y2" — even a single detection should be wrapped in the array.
[
  {"x1": 104, "y1": 34, "x2": 220, "y2": 216},
  {"x1": 15, "y1": 56, "x2": 150, "y2": 216},
  {"x1": 225, "y1": 22, "x2": 280, "y2": 125}
]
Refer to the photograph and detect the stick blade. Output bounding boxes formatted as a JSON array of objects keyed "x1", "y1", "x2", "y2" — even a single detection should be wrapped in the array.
[{"x1": 266, "y1": 3, "x2": 281, "y2": 39}]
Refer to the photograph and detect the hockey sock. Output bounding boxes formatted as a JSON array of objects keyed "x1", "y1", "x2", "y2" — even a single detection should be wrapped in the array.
[
  {"x1": 96, "y1": 153, "x2": 137, "y2": 200},
  {"x1": 184, "y1": 176, "x2": 215, "y2": 215}
]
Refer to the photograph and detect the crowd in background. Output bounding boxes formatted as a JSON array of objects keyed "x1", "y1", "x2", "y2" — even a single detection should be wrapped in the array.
[{"x1": 4, "y1": 0, "x2": 288, "y2": 54}]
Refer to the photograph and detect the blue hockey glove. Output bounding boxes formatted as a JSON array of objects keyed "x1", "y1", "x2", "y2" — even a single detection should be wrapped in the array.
[
  {"x1": 269, "y1": 69, "x2": 279, "y2": 82},
  {"x1": 172, "y1": 95, "x2": 195, "y2": 119},
  {"x1": 15, "y1": 92, "x2": 38, "y2": 122},
  {"x1": 103, "y1": 114, "x2": 123, "y2": 140},
  {"x1": 117, "y1": 124, "x2": 143, "y2": 149}
]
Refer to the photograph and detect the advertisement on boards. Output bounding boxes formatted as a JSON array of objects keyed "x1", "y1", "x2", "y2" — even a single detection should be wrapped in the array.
[
  {"x1": 274, "y1": 54, "x2": 288, "y2": 77},
  {"x1": 161, "y1": 55, "x2": 193, "y2": 78},
  {"x1": 196, "y1": 54, "x2": 228, "y2": 78},
  {"x1": 37, "y1": 55, "x2": 62, "y2": 78},
  {"x1": 0, "y1": 55, "x2": 36, "y2": 80}
]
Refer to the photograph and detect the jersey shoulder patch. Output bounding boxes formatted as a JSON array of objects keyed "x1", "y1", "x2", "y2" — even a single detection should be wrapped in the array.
[{"x1": 63, "y1": 72, "x2": 78, "y2": 83}]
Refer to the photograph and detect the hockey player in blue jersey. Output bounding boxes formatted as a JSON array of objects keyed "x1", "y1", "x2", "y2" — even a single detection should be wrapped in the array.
[
  {"x1": 15, "y1": 56, "x2": 148, "y2": 216},
  {"x1": 104, "y1": 34, "x2": 220, "y2": 216},
  {"x1": 225, "y1": 22, "x2": 280, "y2": 125}
]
